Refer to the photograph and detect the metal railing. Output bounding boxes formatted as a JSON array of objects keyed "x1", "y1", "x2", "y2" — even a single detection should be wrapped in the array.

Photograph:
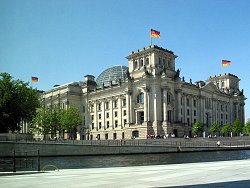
[
  {"x1": 0, "y1": 150, "x2": 40, "y2": 172},
  {"x1": 9, "y1": 137, "x2": 250, "y2": 148}
]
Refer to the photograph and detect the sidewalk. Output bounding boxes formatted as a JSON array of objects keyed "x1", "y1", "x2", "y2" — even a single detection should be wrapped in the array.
[{"x1": 1, "y1": 159, "x2": 250, "y2": 188}]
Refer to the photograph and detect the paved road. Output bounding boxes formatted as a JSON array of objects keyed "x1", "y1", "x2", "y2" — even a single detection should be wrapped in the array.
[{"x1": 1, "y1": 159, "x2": 250, "y2": 188}]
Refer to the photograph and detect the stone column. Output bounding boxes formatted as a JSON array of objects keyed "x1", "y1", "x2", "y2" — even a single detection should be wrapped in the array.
[
  {"x1": 94, "y1": 102, "x2": 98, "y2": 131},
  {"x1": 144, "y1": 89, "x2": 149, "y2": 122},
  {"x1": 102, "y1": 100, "x2": 105, "y2": 130},
  {"x1": 190, "y1": 96, "x2": 193, "y2": 124},
  {"x1": 118, "y1": 96, "x2": 122, "y2": 128},
  {"x1": 183, "y1": 94, "x2": 187, "y2": 125},
  {"x1": 126, "y1": 94, "x2": 130, "y2": 126},
  {"x1": 162, "y1": 89, "x2": 167, "y2": 122},
  {"x1": 153, "y1": 83, "x2": 162, "y2": 126},
  {"x1": 110, "y1": 98, "x2": 114, "y2": 129}
]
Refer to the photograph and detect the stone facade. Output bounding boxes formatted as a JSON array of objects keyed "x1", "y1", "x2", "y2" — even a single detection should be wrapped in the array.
[{"x1": 41, "y1": 45, "x2": 246, "y2": 140}]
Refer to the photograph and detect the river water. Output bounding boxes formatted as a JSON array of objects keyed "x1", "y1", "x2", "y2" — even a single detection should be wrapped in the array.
[{"x1": 40, "y1": 150, "x2": 250, "y2": 170}]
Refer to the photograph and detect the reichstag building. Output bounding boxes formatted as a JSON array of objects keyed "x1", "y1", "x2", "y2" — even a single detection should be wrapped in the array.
[{"x1": 42, "y1": 45, "x2": 246, "y2": 140}]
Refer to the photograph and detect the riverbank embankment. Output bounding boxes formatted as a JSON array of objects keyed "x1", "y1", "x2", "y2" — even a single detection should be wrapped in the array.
[{"x1": 0, "y1": 137, "x2": 250, "y2": 157}]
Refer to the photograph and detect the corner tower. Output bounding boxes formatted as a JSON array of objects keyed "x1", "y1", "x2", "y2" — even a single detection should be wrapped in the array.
[{"x1": 126, "y1": 45, "x2": 178, "y2": 79}]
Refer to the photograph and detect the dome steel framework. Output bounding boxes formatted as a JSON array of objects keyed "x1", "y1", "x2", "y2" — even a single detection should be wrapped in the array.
[{"x1": 96, "y1": 66, "x2": 128, "y2": 87}]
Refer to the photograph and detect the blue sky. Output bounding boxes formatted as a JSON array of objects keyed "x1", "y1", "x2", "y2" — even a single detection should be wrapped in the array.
[{"x1": 1, "y1": 0, "x2": 250, "y2": 121}]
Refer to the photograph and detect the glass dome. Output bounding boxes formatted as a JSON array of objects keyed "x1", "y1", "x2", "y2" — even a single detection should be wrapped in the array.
[{"x1": 96, "y1": 66, "x2": 128, "y2": 87}]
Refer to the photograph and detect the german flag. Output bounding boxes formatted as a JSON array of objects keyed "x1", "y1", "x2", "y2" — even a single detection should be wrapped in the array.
[
  {"x1": 222, "y1": 60, "x2": 231, "y2": 66},
  {"x1": 31, "y1": 77, "x2": 38, "y2": 82},
  {"x1": 150, "y1": 29, "x2": 160, "y2": 38}
]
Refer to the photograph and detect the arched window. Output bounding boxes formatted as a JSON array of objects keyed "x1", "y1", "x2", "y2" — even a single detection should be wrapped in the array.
[
  {"x1": 137, "y1": 92, "x2": 144, "y2": 104},
  {"x1": 133, "y1": 60, "x2": 138, "y2": 69},
  {"x1": 132, "y1": 130, "x2": 139, "y2": 138},
  {"x1": 146, "y1": 57, "x2": 149, "y2": 65},
  {"x1": 140, "y1": 59, "x2": 143, "y2": 67}
]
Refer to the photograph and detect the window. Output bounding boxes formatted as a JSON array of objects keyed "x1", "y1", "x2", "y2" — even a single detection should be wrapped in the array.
[
  {"x1": 122, "y1": 99, "x2": 126, "y2": 107},
  {"x1": 91, "y1": 115, "x2": 94, "y2": 121},
  {"x1": 163, "y1": 58, "x2": 166, "y2": 66},
  {"x1": 140, "y1": 59, "x2": 143, "y2": 67},
  {"x1": 105, "y1": 134, "x2": 108, "y2": 140},
  {"x1": 90, "y1": 105, "x2": 94, "y2": 112},
  {"x1": 193, "y1": 100, "x2": 196, "y2": 107},
  {"x1": 105, "y1": 102, "x2": 109, "y2": 109},
  {"x1": 137, "y1": 92, "x2": 144, "y2": 104},
  {"x1": 106, "y1": 112, "x2": 109, "y2": 118},
  {"x1": 187, "y1": 98, "x2": 190, "y2": 106},
  {"x1": 115, "y1": 120, "x2": 118, "y2": 128},
  {"x1": 181, "y1": 108, "x2": 183, "y2": 115},
  {"x1": 194, "y1": 119, "x2": 196, "y2": 123},
  {"x1": 107, "y1": 121, "x2": 110, "y2": 128},
  {"x1": 114, "y1": 100, "x2": 118, "y2": 108},
  {"x1": 132, "y1": 130, "x2": 139, "y2": 138},
  {"x1": 114, "y1": 111, "x2": 118, "y2": 117},
  {"x1": 187, "y1": 118, "x2": 190, "y2": 126},
  {"x1": 146, "y1": 57, "x2": 149, "y2": 65},
  {"x1": 92, "y1": 123, "x2": 94, "y2": 129},
  {"x1": 187, "y1": 109, "x2": 190, "y2": 116},
  {"x1": 98, "y1": 103, "x2": 101, "y2": 111},
  {"x1": 159, "y1": 57, "x2": 161, "y2": 65},
  {"x1": 139, "y1": 111, "x2": 144, "y2": 124},
  {"x1": 194, "y1": 110, "x2": 196, "y2": 116},
  {"x1": 167, "y1": 110, "x2": 172, "y2": 122},
  {"x1": 113, "y1": 133, "x2": 117, "y2": 140},
  {"x1": 124, "y1": 119, "x2": 127, "y2": 125},
  {"x1": 98, "y1": 114, "x2": 101, "y2": 119},
  {"x1": 123, "y1": 110, "x2": 127, "y2": 116},
  {"x1": 99, "y1": 122, "x2": 101, "y2": 129},
  {"x1": 134, "y1": 60, "x2": 138, "y2": 69},
  {"x1": 167, "y1": 93, "x2": 171, "y2": 104},
  {"x1": 82, "y1": 106, "x2": 85, "y2": 113},
  {"x1": 221, "y1": 81, "x2": 225, "y2": 87}
]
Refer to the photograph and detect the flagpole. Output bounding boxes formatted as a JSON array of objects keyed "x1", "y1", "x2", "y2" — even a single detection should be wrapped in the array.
[{"x1": 150, "y1": 28, "x2": 152, "y2": 46}]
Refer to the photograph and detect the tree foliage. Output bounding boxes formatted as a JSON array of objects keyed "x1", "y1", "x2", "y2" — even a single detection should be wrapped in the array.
[
  {"x1": 243, "y1": 120, "x2": 250, "y2": 135},
  {"x1": 32, "y1": 106, "x2": 82, "y2": 139},
  {"x1": 61, "y1": 107, "x2": 82, "y2": 133},
  {"x1": 192, "y1": 121, "x2": 203, "y2": 135},
  {"x1": 209, "y1": 122, "x2": 219, "y2": 134},
  {"x1": 232, "y1": 118, "x2": 244, "y2": 135},
  {"x1": 0, "y1": 72, "x2": 40, "y2": 133},
  {"x1": 221, "y1": 124, "x2": 232, "y2": 136}
]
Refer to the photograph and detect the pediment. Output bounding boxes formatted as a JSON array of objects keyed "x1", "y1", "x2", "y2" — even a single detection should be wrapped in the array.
[{"x1": 201, "y1": 82, "x2": 220, "y2": 93}]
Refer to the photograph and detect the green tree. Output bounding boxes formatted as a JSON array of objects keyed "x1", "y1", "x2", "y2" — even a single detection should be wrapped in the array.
[
  {"x1": 221, "y1": 124, "x2": 232, "y2": 137},
  {"x1": 232, "y1": 118, "x2": 244, "y2": 136},
  {"x1": 0, "y1": 72, "x2": 40, "y2": 133},
  {"x1": 209, "y1": 122, "x2": 219, "y2": 135},
  {"x1": 50, "y1": 107, "x2": 63, "y2": 137},
  {"x1": 192, "y1": 121, "x2": 203, "y2": 136},
  {"x1": 243, "y1": 120, "x2": 250, "y2": 135},
  {"x1": 61, "y1": 107, "x2": 82, "y2": 139},
  {"x1": 33, "y1": 106, "x2": 82, "y2": 140},
  {"x1": 32, "y1": 107, "x2": 51, "y2": 139}
]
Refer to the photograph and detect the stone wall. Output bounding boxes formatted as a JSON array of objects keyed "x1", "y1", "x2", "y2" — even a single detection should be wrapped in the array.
[{"x1": 0, "y1": 136, "x2": 249, "y2": 157}]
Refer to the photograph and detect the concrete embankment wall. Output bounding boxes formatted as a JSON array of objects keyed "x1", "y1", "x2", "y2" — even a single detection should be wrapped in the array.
[
  {"x1": 0, "y1": 142, "x2": 178, "y2": 157},
  {"x1": 0, "y1": 139, "x2": 250, "y2": 157}
]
